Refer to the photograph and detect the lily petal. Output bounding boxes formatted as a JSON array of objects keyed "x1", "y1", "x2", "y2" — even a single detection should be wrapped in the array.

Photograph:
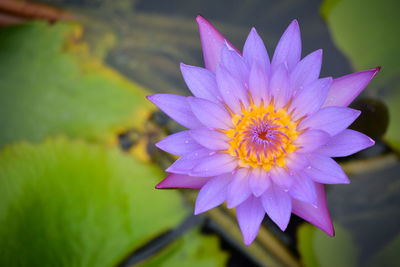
[
  {"x1": 249, "y1": 62, "x2": 269, "y2": 106},
  {"x1": 248, "y1": 167, "x2": 271, "y2": 197},
  {"x1": 227, "y1": 168, "x2": 252, "y2": 208},
  {"x1": 243, "y1": 27, "x2": 270, "y2": 76},
  {"x1": 195, "y1": 173, "x2": 232, "y2": 214},
  {"x1": 270, "y1": 64, "x2": 291, "y2": 109},
  {"x1": 323, "y1": 67, "x2": 380, "y2": 107},
  {"x1": 298, "y1": 106, "x2": 361, "y2": 136},
  {"x1": 305, "y1": 153, "x2": 349, "y2": 184},
  {"x1": 270, "y1": 166, "x2": 294, "y2": 189},
  {"x1": 147, "y1": 94, "x2": 202, "y2": 129},
  {"x1": 190, "y1": 153, "x2": 237, "y2": 177},
  {"x1": 190, "y1": 128, "x2": 230, "y2": 151},
  {"x1": 156, "y1": 130, "x2": 202, "y2": 156},
  {"x1": 271, "y1": 19, "x2": 301, "y2": 72},
  {"x1": 166, "y1": 148, "x2": 212, "y2": 174},
  {"x1": 292, "y1": 183, "x2": 334, "y2": 236},
  {"x1": 180, "y1": 63, "x2": 220, "y2": 102},
  {"x1": 289, "y1": 172, "x2": 317, "y2": 205},
  {"x1": 220, "y1": 42, "x2": 249, "y2": 85},
  {"x1": 290, "y1": 49, "x2": 322, "y2": 94},
  {"x1": 294, "y1": 130, "x2": 330, "y2": 153},
  {"x1": 317, "y1": 129, "x2": 374, "y2": 157},
  {"x1": 290, "y1": 77, "x2": 332, "y2": 120},
  {"x1": 188, "y1": 97, "x2": 233, "y2": 129},
  {"x1": 261, "y1": 185, "x2": 292, "y2": 231},
  {"x1": 196, "y1": 15, "x2": 240, "y2": 73},
  {"x1": 216, "y1": 63, "x2": 249, "y2": 113},
  {"x1": 236, "y1": 195, "x2": 265, "y2": 245},
  {"x1": 156, "y1": 173, "x2": 211, "y2": 189}
]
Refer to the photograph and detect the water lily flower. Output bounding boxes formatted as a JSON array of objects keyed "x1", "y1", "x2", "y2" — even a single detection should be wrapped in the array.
[{"x1": 147, "y1": 16, "x2": 379, "y2": 245}]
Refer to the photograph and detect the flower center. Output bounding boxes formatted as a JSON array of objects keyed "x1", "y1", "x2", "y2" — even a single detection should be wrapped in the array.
[{"x1": 223, "y1": 100, "x2": 299, "y2": 171}]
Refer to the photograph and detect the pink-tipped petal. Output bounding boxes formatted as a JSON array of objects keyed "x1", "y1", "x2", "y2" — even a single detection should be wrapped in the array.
[
  {"x1": 248, "y1": 167, "x2": 271, "y2": 197},
  {"x1": 216, "y1": 63, "x2": 249, "y2": 113},
  {"x1": 292, "y1": 183, "x2": 334, "y2": 236},
  {"x1": 294, "y1": 130, "x2": 330, "y2": 153},
  {"x1": 323, "y1": 67, "x2": 380, "y2": 107},
  {"x1": 220, "y1": 42, "x2": 249, "y2": 84},
  {"x1": 156, "y1": 130, "x2": 202, "y2": 156},
  {"x1": 156, "y1": 173, "x2": 211, "y2": 189},
  {"x1": 190, "y1": 128, "x2": 230, "y2": 151},
  {"x1": 317, "y1": 129, "x2": 375, "y2": 157},
  {"x1": 269, "y1": 166, "x2": 294, "y2": 189},
  {"x1": 236, "y1": 195, "x2": 265, "y2": 245},
  {"x1": 180, "y1": 63, "x2": 220, "y2": 102},
  {"x1": 194, "y1": 173, "x2": 232, "y2": 214},
  {"x1": 190, "y1": 153, "x2": 237, "y2": 177},
  {"x1": 290, "y1": 49, "x2": 322, "y2": 93},
  {"x1": 290, "y1": 77, "x2": 332, "y2": 120},
  {"x1": 261, "y1": 185, "x2": 292, "y2": 231},
  {"x1": 249, "y1": 63, "x2": 269, "y2": 106},
  {"x1": 147, "y1": 94, "x2": 202, "y2": 129},
  {"x1": 227, "y1": 168, "x2": 252, "y2": 208},
  {"x1": 166, "y1": 148, "x2": 211, "y2": 174},
  {"x1": 243, "y1": 27, "x2": 271, "y2": 76},
  {"x1": 196, "y1": 15, "x2": 240, "y2": 73},
  {"x1": 271, "y1": 19, "x2": 301, "y2": 72},
  {"x1": 270, "y1": 64, "x2": 291, "y2": 109},
  {"x1": 289, "y1": 172, "x2": 317, "y2": 205},
  {"x1": 304, "y1": 153, "x2": 349, "y2": 184},
  {"x1": 188, "y1": 97, "x2": 234, "y2": 129},
  {"x1": 298, "y1": 106, "x2": 361, "y2": 136}
]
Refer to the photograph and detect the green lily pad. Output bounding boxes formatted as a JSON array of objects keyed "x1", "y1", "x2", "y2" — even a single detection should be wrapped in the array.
[
  {"x1": 297, "y1": 223, "x2": 358, "y2": 267},
  {"x1": 140, "y1": 228, "x2": 228, "y2": 267},
  {"x1": 0, "y1": 138, "x2": 187, "y2": 266},
  {"x1": 320, "y1": 0, "x2": 400, "y2": 151},
  {"x1": 0, "y1": 22, "x2": 152, "y2": 148}
]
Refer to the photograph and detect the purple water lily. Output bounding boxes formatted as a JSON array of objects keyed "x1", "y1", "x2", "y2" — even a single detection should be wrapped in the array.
[{"x1": 148, "y1": 16, "x2": 379, "y2": 245}]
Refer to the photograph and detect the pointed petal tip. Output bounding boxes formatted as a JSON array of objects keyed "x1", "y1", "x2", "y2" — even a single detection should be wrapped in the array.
[
  {"x1": 155, "y1": 179, "x2": 170, "y2": 189},
  {"x1": 154, "y1": 141, "x2": 161, "y2": 150},
  {"x1": 371, "y1": 66, "x2": 381, "y2": 78},
  {"x1": 324, "y1": 225, "x2": 335, "y2": 237},
  {"x1": 244, "y1": 238, "x2": 254, "y2": 246},
  {"x1": 354, "y1": 109, "x2": 362, "y2": 117},
  {"x1": 194, "y1": 197, "x2": 211, "y2": 215},
  {"x1": 290, "y1": 19, "x2": 299, "y2": 27},
  {"x1": 330, "y1": 228, "x2": 335, "y2": 237},
  {"x1": 315, "y1": 48, "x2": 323, "y2": 56},
  {"x1": 193, "y1": 207, "x2": 203, "y2": 215},
  {"x1": 368, "y1": 137, "x2": 375, "y2": 147},
  {"x1": 196, "y1": 14, "x2": 206, "y2": 22}
]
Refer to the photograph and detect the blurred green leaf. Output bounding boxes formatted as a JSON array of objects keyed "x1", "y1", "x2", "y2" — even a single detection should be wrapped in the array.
[
  {"x1": 0, "y1": 137, "x2": 187, "y2": 266},
  {"x1": 320, "y1": 0, "x2": 400, "y2": 151},
  {"x1": 140, "y1": 228, "x2": 228, "y2": 267},
  {"x1": 297, "y1": 224, "x2": 319, "y2": 267},
  {"x1": 297, "y1": 223, "x2": 358, "y2": 267},
  {"x1": 0, "y1": 22, "x2": 152, "y2": 148}
]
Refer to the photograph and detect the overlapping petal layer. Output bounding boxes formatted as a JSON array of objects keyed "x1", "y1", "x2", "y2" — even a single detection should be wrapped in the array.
[{"x1": 150, "y1": 16, "x2": 378, "y2": 245}]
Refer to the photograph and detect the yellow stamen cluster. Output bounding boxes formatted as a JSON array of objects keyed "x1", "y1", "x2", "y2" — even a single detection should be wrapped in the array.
[{"x1": 223, "y1": 100, "x2": 300, "y2": 171}]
